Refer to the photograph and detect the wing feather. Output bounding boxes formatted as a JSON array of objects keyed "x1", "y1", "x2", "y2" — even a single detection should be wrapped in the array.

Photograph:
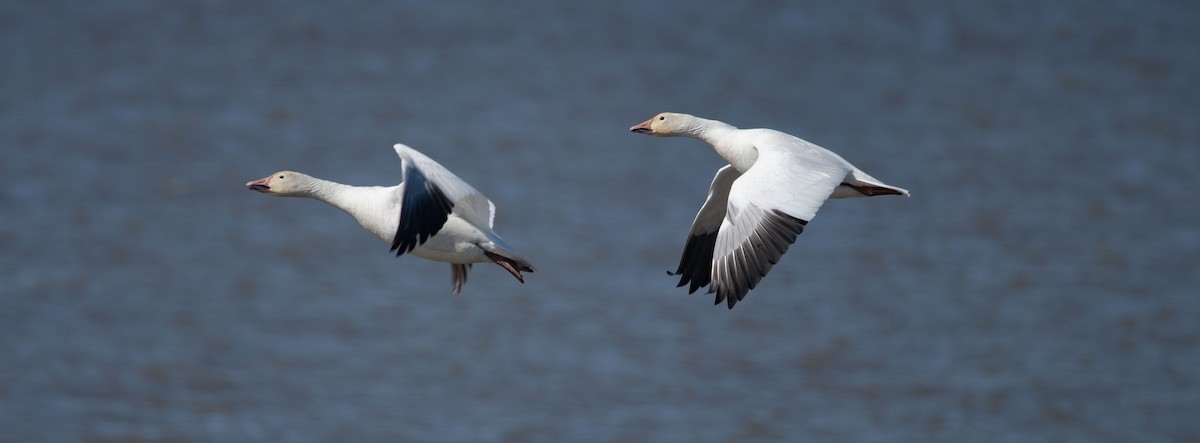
[
  {"x1": 669, "y1": 165, "x2": 740, "y2": 293},
  {"x1": 707, "y1": 143, "x2": 846, "y2": 308},
  {"x1": 389, "y1": 143, "x2": 496, "y2": 255}
]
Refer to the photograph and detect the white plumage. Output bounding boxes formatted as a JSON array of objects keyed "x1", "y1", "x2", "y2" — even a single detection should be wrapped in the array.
[
  {"x1": 631, "y1": 112, "x2": 908, "y2": 308},
  {"x1": 246, "y1": 143, "x2": 533, "y2": 294}
]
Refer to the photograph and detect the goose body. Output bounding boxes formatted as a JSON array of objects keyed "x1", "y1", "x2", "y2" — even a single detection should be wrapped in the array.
[
  {"x1": 630, "y1": 112, "x2": 908, "y2": 308},
  {"x1": 246, "y1": 143, "x2": 533, "y2": 294}
]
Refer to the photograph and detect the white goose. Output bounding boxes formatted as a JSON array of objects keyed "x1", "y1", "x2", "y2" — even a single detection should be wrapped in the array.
[
  {"x1": 246, "y1": 143, "x2": 533, "y2": 294},
  {"x1": 630, "y1": 113, "x2": 908, "y2": 308}
]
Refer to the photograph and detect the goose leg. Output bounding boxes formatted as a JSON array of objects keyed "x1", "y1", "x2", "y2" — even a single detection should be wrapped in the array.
[
  {"x1": 450, "y1": 263, "x2": 471, "y2": 295},
  {"x1": 484, "y1": 251, "x2": 526, "y2": 283}
]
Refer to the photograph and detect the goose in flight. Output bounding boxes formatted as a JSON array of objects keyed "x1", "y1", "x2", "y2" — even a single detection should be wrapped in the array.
[
  {"x1": 246, "y1": 143, "x2": 533, "y2": 294},
  {"x1": 630, "y1": 113, "x2": 908, "y2": 308}
]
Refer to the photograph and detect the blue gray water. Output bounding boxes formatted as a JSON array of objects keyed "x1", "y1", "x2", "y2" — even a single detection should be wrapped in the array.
[{"x1": 2, "y1": 1, "x2": 1197, "y2": 441}]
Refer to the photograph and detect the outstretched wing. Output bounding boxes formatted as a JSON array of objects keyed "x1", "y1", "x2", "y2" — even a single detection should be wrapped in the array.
[
  {"x1": 389, "y1": 143, "x2": 495, "y2": 255},
  {"x1": 670, "y1": 165, "x2": 740, "y2": 293},
  {"x1": 708, "y1": 141, "x2": 848, "y2": 308}
]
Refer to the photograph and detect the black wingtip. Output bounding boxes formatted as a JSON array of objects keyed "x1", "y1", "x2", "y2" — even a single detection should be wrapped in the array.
[{"x1": 391, "y1": 164, "x2": 454, "y2": 255}]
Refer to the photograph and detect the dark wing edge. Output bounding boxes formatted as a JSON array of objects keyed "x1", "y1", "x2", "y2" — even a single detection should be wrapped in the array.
[
  {"x1": 668, "y1": 231, "x2": 718, "y2": 294},
  {"x1": 709, "y1": 208, "x2": 808, "y2": 309},
  {"x1": 390, "y1": 164, "x2": 455, "y2": 255},
  {"x1": 667, "y1": 165, "x2": 740, "y2": 296}
]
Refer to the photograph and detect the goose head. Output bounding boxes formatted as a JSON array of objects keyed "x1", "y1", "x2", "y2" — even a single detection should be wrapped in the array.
[
  {"x1": 629, "y1": 112, "x2": 697, "y2": 136},
  {"x1": 246, "y1": 171, "x2": 312, "y2": 197}
]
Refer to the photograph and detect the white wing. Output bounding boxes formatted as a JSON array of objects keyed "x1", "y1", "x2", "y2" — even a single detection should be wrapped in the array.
[
  {"x1": 669, "y1": 165, "x2": 740, "y2": 293},
  {"x1": 390, "y1": 143, "x2": 496, "y2": 254},
  {"x1": 708, "y1": 139, "x2": 849, "y2": 308}
]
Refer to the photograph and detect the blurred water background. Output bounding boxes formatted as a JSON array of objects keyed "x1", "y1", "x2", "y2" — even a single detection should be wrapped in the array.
[{"x1": 2, "y1": 0, "x2": 1198, "y2": 441}]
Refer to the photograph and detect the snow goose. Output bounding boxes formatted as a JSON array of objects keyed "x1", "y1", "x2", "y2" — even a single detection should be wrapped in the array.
[
  {"x1": 630, "y1": 113, "x2": 908, "y2": 308},
  {"x1": 246, "y1": 143, "x2": 533, "y2": 294}
]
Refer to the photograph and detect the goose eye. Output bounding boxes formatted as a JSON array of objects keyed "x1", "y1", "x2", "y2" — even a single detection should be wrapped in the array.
[
  {"x1": 659, "y1": 116, "x2": 665, "y2": 120},
  {"x1": 278, "y1": 175, "x2": 285, "y2": 179}
]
